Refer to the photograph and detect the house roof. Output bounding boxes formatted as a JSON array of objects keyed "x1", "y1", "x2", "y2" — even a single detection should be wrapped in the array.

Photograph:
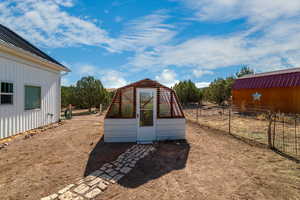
[
  {"x1": 233, "y1": 68, "x2": 300, "y2": 90},
  {"x1": 0, "y1": 24, "x2": 69, "y2": 71}
]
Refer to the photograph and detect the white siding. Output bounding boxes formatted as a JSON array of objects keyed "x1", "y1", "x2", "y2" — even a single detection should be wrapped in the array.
[
  {"x1": 156, "y1": 118, "x2": 186, "y2": 141},
  {"x1": 104, "y1": 119, "x2": 137, "y2": 142},
  {"x1": 104, "y1": 118, "x2": 186, "y2": 142},
  {"x1": 0, "y1": 53, "x2": 61, "y2": 139}
]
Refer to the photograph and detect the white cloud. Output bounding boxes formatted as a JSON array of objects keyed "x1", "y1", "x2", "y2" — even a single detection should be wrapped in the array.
[
  {"x1": 179, "y1": 0, "x2": 300, "y2": 24},
  {"x1": 78, "y1": 64, "x2": 98, "y2": 76},
  {"x1": 107, "y1": 11, "x2": 177, "y2": 53},
  {"x1": 100, "y1": 70, "x2": 128, "y2": 88},
  {"x1": 61, "y1": 77, "x2": 73, "y2": 86},
  {"x1": 195, "y1": 82, "x2": 210, "y2": 88},
  {"x1": 155, "y1": 69, "x2": 179, "y2": 87},
  {"x1": 192, "y1": 69, "x2": 214, "y2": 78},
  {"x1": 0, "y1": 0, "x2": 110, "y2": 47}
]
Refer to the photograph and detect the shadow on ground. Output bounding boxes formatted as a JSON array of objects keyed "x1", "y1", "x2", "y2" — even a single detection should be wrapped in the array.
[
  {"x1": 84, "y1": 138, "x2": 190, "y2": 188},
  {"x1": 119, "y1": 140, "x2": 190, "y2": 188},
  {"x1": 83, "y1": 136, "x2": 134, "y2": 176}
]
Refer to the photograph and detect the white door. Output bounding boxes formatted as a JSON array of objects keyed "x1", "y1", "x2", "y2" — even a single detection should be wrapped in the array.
[{"x1": 136, "y1": 88, "x2": 156, "y2": 143}]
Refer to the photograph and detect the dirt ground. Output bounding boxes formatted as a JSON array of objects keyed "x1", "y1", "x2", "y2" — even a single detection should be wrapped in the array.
[{"x1": 0, "y1": 113, "x2": 299, "y2": 200}]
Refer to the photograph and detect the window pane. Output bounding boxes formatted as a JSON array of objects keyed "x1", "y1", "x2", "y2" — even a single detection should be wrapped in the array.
[
  {"x1": 1, "y1": 94, "x2": 13, "y2": 104},
  {"x1": 121, "y1": 87, "x2": 134, "y2": 117},
  {"x1": 106, "y1": 90, "x2": 121, "y2": 118},
  {"x1": 1, "y1": 82, "x2": 13, "y2": 93},
  {"x1": 139, "y1": 91, "x2": 154, "y2": 126},
  {"x1": 159, "y1": 88, "x2": 171, "y2": 117},
  {"x1": 140, "y1": 110, "x2": 153, "y2": 126},
  {"x1": 25, "y1": 86, "x2": 41, "y2": 110}
]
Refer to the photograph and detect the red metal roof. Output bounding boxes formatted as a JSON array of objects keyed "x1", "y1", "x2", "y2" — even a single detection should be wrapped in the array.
[{"x1": 233, "y1": 71, "x2": 300, "y2": 90}]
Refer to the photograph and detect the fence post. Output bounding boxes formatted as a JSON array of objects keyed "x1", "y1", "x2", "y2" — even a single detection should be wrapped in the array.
[
  {"x1": 99, "y1": 104, "x2": 102, "y2": 113},
  {"x1": 283, "y1": 115, "x2": 285, "y2": 152},
  {"x1": 229, "y1": 107, "x2": 231, "y2": 135},
  {"x1": 196, "y1": 103, "x2": 199, "y2": 122},
  {"x1": 267, "y1": 112, "x2": 273, "y2": 148},
  {"x1": 295, "y1": 116, "x2": 297, "y2": 155},
  {"x1": 272, "y1": 114, "x2": 276, "y2": 147}
]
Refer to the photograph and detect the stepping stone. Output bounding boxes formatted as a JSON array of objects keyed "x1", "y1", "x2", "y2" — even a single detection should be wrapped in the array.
[
  {"x1": 58, "y1": 184, "x2": 74, "y2": 194},
  {"x1": 41, "y1": 193, "x2": 58, "y2": 200},
  {"x1": 120, "y1": 167, "x2": 132, "y2": 174},
  {"x1": 88, "y1": 177, "x2": 103, "y2": 186},
  {"x1": 90, "y1": 170, "x2": 103, "y2": 177},
  {"x1": 73, "y1": 184, "x2": 90, "y2": 194},
  {"x1": 110, "y1": 174, "x2": 124, "y2": 184},
  {"x1": 97, "y1": 182, "x2": 107, "y2": 190},
  {"x1": 85, "y1": 188, "x2": 102, "y2": 199},
  {"x1": 109, "y1": 170, "x2": 118, "y2": 177},
  {"x1": 84, "y1": 175, "x2": 96, "y2": 182},
  {"x1": 58, "y1": 191, "x2": 83, "y2": 200}
]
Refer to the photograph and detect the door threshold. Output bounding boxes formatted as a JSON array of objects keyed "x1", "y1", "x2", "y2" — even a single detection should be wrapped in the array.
[{"x1": 137, "y1": 141, "x2": 153, "y2": 144}]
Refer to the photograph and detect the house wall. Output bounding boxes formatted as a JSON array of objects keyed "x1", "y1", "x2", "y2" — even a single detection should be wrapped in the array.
[
  {"x1": 232, "y1": 87, "x2": 300, "y2": 113},
  {"x1": 104, "y1": 118, "x2": 186, "y2": 142},
  {"x1": 0, "y1": 52, "x2": 61, "y2": 139}
]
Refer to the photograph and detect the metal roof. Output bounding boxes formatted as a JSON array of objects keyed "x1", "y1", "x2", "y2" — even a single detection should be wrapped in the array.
[
  {"x1": 0, "y1": 24, "x2": 69, "y2": 71},
  {"x1": 233, "y1": 68, "x2": 300, "y2": 90}
]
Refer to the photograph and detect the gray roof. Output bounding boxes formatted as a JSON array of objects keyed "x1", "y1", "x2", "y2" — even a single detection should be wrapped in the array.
[
  {"x1": 239, "y1": 67, "x2": 300, "y2": 79},
  {"x1": 0, "y1": 24, "x2": 69, "y2": 71}
]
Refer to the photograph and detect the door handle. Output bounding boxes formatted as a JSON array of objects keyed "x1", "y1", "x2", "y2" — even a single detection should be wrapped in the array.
[{"x1": 136, "y1": 113, "x2": 139, "y2": 118}]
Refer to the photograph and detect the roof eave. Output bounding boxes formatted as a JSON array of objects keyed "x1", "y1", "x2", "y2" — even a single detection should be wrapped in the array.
[{"x1": 0, "y1": 40, "x2": 70, "y2": 72}]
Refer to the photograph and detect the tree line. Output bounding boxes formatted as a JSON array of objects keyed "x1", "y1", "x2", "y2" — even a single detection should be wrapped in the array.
[
  {"x1": 173, "y1": 66, "x2": 254, "y2": 106},
  {"x1": 61, "y1": 76, "x2": 113, "y2": 112}
]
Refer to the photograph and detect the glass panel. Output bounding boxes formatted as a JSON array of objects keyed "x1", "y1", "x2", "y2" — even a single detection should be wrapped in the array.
[
  {"x1": 106, "y1": 90, "x2": 121, "y2": 118},
  {"x1": 139, "y1": 91, "x2": 154, "y2": 127},
  {"x1": 121, "y1": 87, "x2": 134, "y2": 117},
  {"x1": 1, "y1": 82, "x2": 13, "y2": 93},
  {"x1": 172, "y1": 93, "x2": 183, "y2": 117},
  {"x1": 25, "y1": 86, "x2": 41, "y2": 110},
  {"x1": 1, "y1": 94, "x2": 13, "y2": 104},
  {"x1": 140, "y1": 110, "x2": 153, "y2": 126},
  {"x1": 159, "y1": 88, "x2": 171, "y2": 117}
]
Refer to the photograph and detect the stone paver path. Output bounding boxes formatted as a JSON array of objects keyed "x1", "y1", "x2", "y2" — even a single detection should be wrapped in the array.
[{"x1": 41, "y1": 144, "x2": 155, "y2": 200}]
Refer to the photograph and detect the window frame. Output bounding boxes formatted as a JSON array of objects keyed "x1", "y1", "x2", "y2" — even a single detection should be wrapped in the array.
[
  {"x1": 0, "y1": 81, "x2": 14, "y2": 105},
  {"x1": 24, "y1": 84, "x2": 42, "y2": 111}
]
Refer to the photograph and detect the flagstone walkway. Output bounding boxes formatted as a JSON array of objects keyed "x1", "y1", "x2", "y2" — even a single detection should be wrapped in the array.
[{"x1": 41, "y1": 145, "x2": 155, "y2": 200}]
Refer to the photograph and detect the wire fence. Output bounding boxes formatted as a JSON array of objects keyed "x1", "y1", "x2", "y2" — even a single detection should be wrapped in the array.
[{"x1": 184, "y1": 104, "x2": 300, "y2": 161}]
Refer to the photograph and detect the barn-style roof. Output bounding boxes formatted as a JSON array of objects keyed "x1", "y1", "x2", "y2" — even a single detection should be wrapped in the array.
[
  {"x1": 0, "y1": 24, "x2": 69, "y2": 71},
  {"x1": 233, "y1": 68, "x2": 300, "y2": 90}
]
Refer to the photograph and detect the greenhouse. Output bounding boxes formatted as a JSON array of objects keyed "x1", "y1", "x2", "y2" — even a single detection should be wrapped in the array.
[{"x1": 104, "y1": 79, "x2": 186, "y2": 143}]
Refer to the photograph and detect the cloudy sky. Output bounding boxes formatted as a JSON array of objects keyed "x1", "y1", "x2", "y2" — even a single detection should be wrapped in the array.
[{"x1": 1, "y1": 0, "x2": 300, "y2": 88}]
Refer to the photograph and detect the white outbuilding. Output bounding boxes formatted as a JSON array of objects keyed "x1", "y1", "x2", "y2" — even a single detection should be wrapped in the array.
[
  {"x1": 0, "y1": 24, "x2": 70, "y2": 139},
  {"x1": 104, "y1": 79, "x2": 186, "y2": 143}
]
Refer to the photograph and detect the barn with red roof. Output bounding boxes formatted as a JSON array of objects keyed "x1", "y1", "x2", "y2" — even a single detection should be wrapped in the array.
[{"x1": 232, "y1": 68, "x2": 300, "y2": 113}]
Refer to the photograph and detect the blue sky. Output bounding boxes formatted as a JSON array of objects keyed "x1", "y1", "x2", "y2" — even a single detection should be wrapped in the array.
[{"x1": 1, "y1": 0, "x2": 300, "y2": 88}]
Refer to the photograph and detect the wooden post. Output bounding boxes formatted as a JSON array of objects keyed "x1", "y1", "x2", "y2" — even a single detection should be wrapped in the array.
[
  {"x1": 229, "y1": 107, "x2": 231, "y2": 135},
  {"x1": 267, "y1": 112, "x2": 273, "y2": 148},
  {"x1": 68, "y1": 104, "x2": 72, "y2": 119},
  {"x1": 295, "y1": 116, "x2": 297, "y2": 155},
  {"x1": 283, "y1": 115, "x2": 285, "y2": 152},
  {"x1": 196, "y1": 103, "x2": 199, "y2": 122},
  {"x1": 272, "y1": 114, "x2": 276, "y2": 147},
  {"x1": 99, "y1": 104, "x2": 102, "y2": 113}
]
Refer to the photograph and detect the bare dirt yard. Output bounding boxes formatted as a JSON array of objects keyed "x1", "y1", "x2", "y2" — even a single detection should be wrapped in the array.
[{"x1": 0, "y1": 113, "x2": 299, "y2": 200}]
